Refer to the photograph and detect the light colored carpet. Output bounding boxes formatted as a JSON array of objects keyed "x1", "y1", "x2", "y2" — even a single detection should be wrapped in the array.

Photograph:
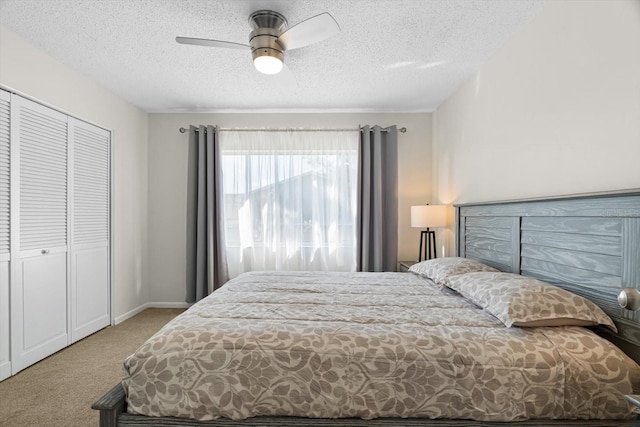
[{"x1": 0, "y1": 308, "x2": 185, "y2": 427}]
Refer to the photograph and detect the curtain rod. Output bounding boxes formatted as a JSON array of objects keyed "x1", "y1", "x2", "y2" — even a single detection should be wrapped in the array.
[{"x1": 179, "y1": 126, "x2": 407, "y2": 134}]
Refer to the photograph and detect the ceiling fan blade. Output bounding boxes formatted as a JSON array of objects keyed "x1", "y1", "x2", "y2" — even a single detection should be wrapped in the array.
[
  {"x1": 277, "y1": 63, "x2": 297, "y2": 86},
  {"x1": 176, "y1": 37, "x2": 250, "y2": 50},
  {"x1": 276, "y1": 12, "x2": 340, "y2": 51}
]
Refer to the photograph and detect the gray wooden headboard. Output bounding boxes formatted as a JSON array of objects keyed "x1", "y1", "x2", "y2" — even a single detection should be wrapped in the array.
[{"x1": 455, "y1": 190, "x2": 640, "y2": 349}]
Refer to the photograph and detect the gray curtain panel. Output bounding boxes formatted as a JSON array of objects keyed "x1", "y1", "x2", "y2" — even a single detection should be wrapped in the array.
[
  {"x1": 186, "y1": 125, "x2": 229, "y2": 303},
  {"x1": 357, "y1": 125, "x2": 398, "y2": 272}
]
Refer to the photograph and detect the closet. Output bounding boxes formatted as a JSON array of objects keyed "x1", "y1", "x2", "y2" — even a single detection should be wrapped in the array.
[{"x1": 0, "y1": 89, "x2": 111, "y2": 380}]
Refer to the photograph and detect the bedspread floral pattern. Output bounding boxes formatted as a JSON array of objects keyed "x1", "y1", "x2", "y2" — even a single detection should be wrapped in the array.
[{"x1": 122, "y1": 271, "x2": 639, "y2": 422}]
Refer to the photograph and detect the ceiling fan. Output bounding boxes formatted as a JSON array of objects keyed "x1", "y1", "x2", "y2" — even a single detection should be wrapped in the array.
[{"x1": 176, "y1": 10, "x2": 340, "y2": 75}]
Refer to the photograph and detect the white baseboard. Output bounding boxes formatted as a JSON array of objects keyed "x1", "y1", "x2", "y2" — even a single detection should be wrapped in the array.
[
  {"x1": 0, "y1": 361, "x2": 12, "y2": 382},
  {"x1": 114, "y1": 303, "x2": 149, "y2": 325},
  {"x1": 114, "y1": 302, "x2": 191, "y2": 325}
]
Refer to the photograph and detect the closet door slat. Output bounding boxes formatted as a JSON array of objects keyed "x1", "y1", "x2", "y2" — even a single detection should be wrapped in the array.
[
  {"x1": 73, "y1": 125, "x2": 109, "y2": 245},
  {"x1": 0, "y1": 92, "x2": 10, "y2": 256},
  {"x1": 19, "y1": 102, "x2": 68, "y2": 251}
]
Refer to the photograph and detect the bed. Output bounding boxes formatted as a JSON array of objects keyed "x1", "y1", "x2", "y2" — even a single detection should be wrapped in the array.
[{"x1": 93, "y1": 190, "x2": 640, "y2": 426}]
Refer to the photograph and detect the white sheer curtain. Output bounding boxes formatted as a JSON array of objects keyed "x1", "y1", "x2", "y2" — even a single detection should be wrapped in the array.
[{"x1": 220, "y1": 130, "x2": 359, "y2": 279}]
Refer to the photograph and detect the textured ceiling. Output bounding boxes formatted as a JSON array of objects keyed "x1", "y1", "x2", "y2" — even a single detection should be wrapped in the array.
[{"x1": 0, "y1": 0, "x2": 546, "y2": 113}]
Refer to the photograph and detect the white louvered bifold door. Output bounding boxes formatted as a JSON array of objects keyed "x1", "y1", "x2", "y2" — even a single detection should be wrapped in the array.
[
  {"x1": 0, "y1": 89, "x2": 11, "y2": 381},
  {"x1": 69, "y1": 118, "x2": 110, "y2": 342},
  {"x1": 11, "y1": 96, "x2": 69, "y2": 374},
  {"x1": 0, "y1": 90, "x2": 9, "y2": 261}
]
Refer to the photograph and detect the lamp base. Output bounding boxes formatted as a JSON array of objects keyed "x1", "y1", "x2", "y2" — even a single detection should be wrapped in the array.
[{"x1": 418, "y1": 229, "x2": 437, "y2": 262}]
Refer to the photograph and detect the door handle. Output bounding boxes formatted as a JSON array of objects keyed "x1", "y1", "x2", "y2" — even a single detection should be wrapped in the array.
[{"x1": 41, "y1": 249, "x2": 50, "y2": 255}]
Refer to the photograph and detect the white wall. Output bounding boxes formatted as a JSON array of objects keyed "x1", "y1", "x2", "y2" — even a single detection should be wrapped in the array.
[
  {"x1": 148, "y1": 113, "x2": 431, "y2": 303},
  {"x1": 0, "y1": 26, "x2": 150, "y2": 320},
  {"x1": 432, "y1": 0, "x2": 640, "y2": 255}
]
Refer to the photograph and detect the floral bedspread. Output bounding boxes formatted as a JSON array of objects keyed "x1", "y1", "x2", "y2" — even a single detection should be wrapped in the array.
[{"x1": 122, "y1": 271, "x2": 639, "y2": 421}]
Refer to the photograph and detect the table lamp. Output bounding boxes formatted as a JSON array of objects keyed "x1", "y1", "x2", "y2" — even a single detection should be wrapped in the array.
[{"x1": 411, "y1": 204, "x2": 447, "y2": 261}]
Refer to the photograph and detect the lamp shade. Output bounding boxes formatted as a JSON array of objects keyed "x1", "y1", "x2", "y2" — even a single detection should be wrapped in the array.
[{"x1": 411, "y1": 205, "x2": 447, "y2": 228}]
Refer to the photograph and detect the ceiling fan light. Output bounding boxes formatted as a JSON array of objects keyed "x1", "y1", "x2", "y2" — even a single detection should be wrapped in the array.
[{"x1": 253, "y1": 54, "x2": 283, "y2": 75}]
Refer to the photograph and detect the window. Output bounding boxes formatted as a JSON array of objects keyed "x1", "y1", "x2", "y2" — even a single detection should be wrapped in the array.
[{"x1": 220, "y1": 130, "x2": 358, "y2": 278}]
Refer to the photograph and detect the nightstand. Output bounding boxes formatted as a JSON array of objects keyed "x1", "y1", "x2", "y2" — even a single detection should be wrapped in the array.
[{"x1": 397, "y1": 261, "x2": 418, "y2": 272}]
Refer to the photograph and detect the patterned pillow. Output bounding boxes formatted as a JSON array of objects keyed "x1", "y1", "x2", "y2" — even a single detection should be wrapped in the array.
[
  {"x1": 408, "y1": 257, "x2": 498, "y2": 287},
  {"x1": 446, "y1": 272, "x2": 617, "y2": 331}
]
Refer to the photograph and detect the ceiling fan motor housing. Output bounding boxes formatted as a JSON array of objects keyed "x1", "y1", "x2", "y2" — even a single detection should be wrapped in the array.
[
  {"x1": 249, "y1": 10, "x2": 287, "y2": 63},
  {"x1": 249, "y1": 28, "x2": 285, "y2": 64}
]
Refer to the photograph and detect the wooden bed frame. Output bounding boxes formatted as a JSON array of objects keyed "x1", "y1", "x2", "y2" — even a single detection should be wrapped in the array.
[
  {"x1": 456, "y1": 189, "x2": 640, "y2": 356},
  {"x1": 93, "y1": 190, "x2": 640, "y2": 426}
]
